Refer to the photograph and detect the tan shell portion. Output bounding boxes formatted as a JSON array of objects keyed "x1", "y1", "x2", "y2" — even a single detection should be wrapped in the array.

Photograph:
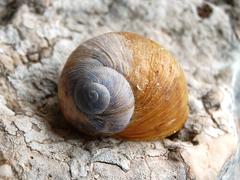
[
  {"x1": 114, "y1": 32, "x2": 189, "y2": 140},
  {"x1": 58, "y1": 32, "x2": 189, "y2": 140}
]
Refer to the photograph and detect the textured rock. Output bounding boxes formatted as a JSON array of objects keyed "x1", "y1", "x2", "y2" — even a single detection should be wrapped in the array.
[
  {"x1": 0, "y1": 0, "x2": 239, "y2": 179},
  {"x1": 0, "y1": 164, "x2": 13, "y2": 178}
]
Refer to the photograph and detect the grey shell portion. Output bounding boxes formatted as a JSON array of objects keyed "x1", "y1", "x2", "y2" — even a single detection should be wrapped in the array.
[{"x1": 63, "y1": 33, "x2": 135, "y2": 134}]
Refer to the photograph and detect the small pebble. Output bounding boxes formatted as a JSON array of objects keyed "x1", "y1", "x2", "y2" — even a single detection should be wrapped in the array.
[{"x1": 0, "y1": 164, "x2": 13, "y2": 177}]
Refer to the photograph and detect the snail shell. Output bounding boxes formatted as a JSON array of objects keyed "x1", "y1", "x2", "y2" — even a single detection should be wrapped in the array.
[{"x1": 58, "y1": 32, "x2": 188, "y2": 140}]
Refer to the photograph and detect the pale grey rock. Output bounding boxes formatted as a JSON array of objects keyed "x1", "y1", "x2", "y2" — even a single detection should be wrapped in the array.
[
  {"x1": 146, "y1": 148, "x2": 167, "y2": 157},
  {"x1": 0, "y1": 164, "x2": 13, "y2": 178},
  {"x1": 92, "y1": 149, "x2": 130, "y2": 172},
  {"x1": 0, "y1": 95, "x2": 15, "y2": 116},
  {"x1": 0, "y1": 25, "x2": 20, "y2": 45},
  {"x1": 69, "y1": 148, "x2": 90, "y2": 178},
  {"x1": 0, "y1": 0, "x2": 239, "y2": 179}
]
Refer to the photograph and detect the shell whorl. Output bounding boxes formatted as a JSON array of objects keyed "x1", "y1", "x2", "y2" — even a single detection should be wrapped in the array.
[
  {"x1": 58, "y1": 32, "x2": 189, "y2": 140},
  {"x1": 59, "y1": 33, "x2": 135, "y2": 135},
  {"x1": 74, "y1": 81, "x2": 111, "y2": 115}
]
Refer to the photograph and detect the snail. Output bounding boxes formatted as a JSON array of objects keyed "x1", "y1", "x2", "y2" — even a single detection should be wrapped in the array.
[{"x1": 58, "y1": 32, "x2": 189, "y2": 140}]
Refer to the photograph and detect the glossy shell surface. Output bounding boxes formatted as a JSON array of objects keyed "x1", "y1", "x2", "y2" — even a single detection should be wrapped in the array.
[{"x1": 58, "y1": 32, "x2": 189, "y2": 140}]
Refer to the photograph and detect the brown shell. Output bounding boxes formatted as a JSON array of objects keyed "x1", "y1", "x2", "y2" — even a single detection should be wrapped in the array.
[{"x1": 58, "y1": 32, "x2": 189, "y2": 141}]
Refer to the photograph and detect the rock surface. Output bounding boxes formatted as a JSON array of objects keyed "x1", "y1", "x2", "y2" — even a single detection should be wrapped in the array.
[{"x1": 0, "y1": 0, "x2": 239, "y2": 179}]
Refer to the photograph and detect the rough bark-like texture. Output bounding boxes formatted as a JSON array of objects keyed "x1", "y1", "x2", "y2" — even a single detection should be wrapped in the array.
[{"x1": 0, "y1": 0, "x2": 239, "y2": 179}]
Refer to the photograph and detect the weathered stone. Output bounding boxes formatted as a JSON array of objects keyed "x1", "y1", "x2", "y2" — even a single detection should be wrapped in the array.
[
  {"x1": 0, "y1": 0, "x2": 239, "y2": 179},
  {"x1": 0, "y1": 164, "x2": 13, "y2": 178}
]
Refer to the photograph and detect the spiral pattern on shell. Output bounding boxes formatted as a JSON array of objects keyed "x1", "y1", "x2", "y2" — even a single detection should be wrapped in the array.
[
  {"x1": 58, "y1": 33, "x2": 135, "y2": 135},
  {"x1": 58, "y1": 32, "x2": 189, "y2": 140}
]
